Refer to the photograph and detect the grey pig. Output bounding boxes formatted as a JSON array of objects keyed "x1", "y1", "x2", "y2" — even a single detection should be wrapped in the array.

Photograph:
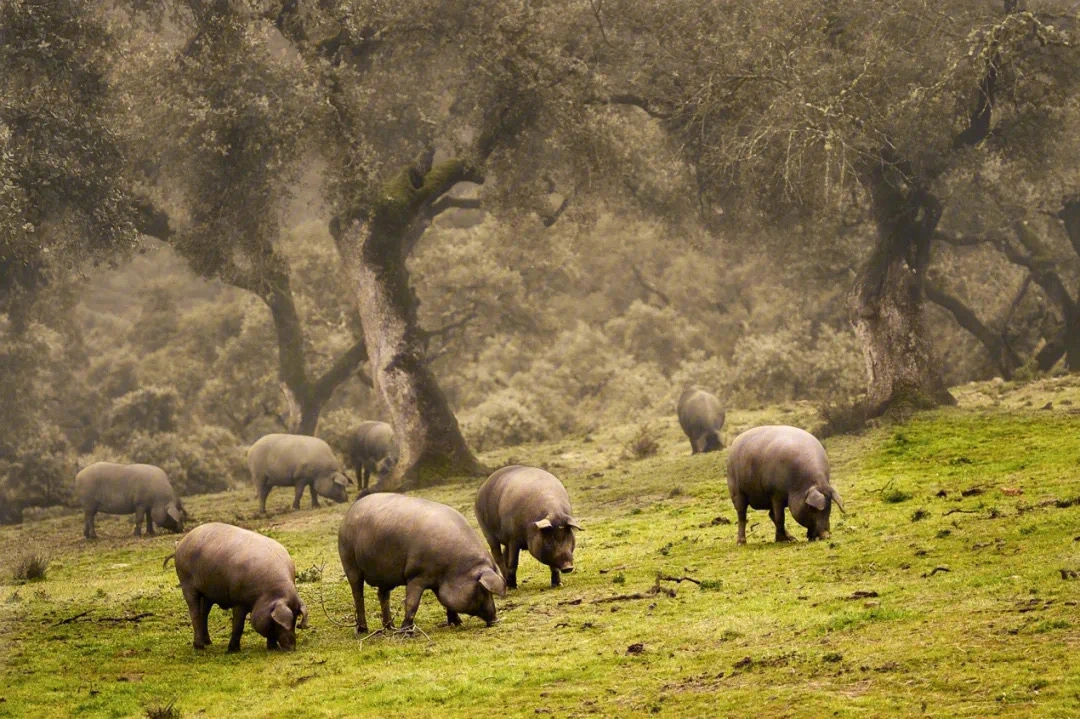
[
  {"x1": 346, "y1": 421, "x2": 398, "y2": 489},
  {"x1": 726, "y1": 425, "x2": 845, "y2": 543},
  {"x1": 75, "y1": 462, "x2": 186, "y2": 540},
  {"x1": 677, "y1": 387, "x2": 726, "y2": 454},
  {"x1": 337, "y1": 493, "x2": 506, "y2": 633},
  {"x1": 246, "y1": 433, "x2": 352, "y2": 514},
  {"x1": 165, "y1": 522, "x2": 308, "y2": 652},
  {"x1": 475, "y1": 465, "x2": 581, "y2": 589}
]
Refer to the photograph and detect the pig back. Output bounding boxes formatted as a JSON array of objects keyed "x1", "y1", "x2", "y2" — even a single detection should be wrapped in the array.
[
  {"x1": 339, "y1": 494, "x2": 488, "y2": 587},
  {"x1": 174, "y1": 522, "x2": 296, "y2": 607},
  {"x1": 248, "y1": 434, "x2": 340, "y2": 486},
  {"x1": 75, "y1": 462, "x2": 168, "y2": 514},
  {"x1": 476, "y1": 466, "x2": 573, "y2": 542},
  {"x1": 677, "y1": 388, "x2": 725, "y2": 433},
  {"x1": 727, "y1": 425, "x2": 829, "y2": 502},
  {"x1": 348, "y1": 422, "x2": 395, "y2": 465}
]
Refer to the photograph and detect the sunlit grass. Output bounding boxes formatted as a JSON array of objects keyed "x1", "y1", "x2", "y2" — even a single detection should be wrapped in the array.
[{"x1": 3, "y1": 383, "x2": 1080, "y2": 717}]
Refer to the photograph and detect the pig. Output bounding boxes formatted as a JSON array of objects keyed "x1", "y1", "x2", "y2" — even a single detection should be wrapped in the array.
[
  {"x1": 346, "y1": 421, "x2": 398, "y2": 489},
  {"x1": 246, "y1": 433, "x2": 352, "y2": 514},
  {"x1": 337, "y1": 493, "x2": 506, "y2": 633},
  {"x1": 726, "y1": 425, "x2": 845, "y2": 544},
  {"x1": 677, "y1": 387, "x2": 726, "y2": 454},
  {"x1": 74, "y1": 462, "x2": 186, "y2": 540},
  {"x1": 474, "y1": 465, "x2": 581, "y2": 589},
  {"x1": 165, "y1": 522, "x2": 308, "y2": 652}
]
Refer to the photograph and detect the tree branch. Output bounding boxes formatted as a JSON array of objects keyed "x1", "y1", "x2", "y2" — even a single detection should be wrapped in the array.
[
  {"x1": 595, "y1": 93, "x2": 674, "y2": 119},
  {"x1": 629, "y1": 264, "x2": 671, "y2": 307},
  {"x1": 924, "y1": 279, "x2": 1020, "y2": 377},
  {"x1": 541, "y1": 195, "x2": 571, "y2": 228},
  {"x1": 430, "y1": 196, "x2": 483, "y2": 218},
  {"x1": 310, "y1": 337, "x2": 369, "y2": 404}
]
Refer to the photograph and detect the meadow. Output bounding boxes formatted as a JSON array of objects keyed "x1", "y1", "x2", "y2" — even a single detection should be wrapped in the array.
[{"x1": 3, "y1": 377, "x2": 1080, "y2": 718}]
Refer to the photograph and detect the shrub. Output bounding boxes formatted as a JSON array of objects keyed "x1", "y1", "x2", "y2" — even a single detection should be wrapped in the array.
[
  {"x1": 144, "y1": 699, "x2": 181, "y2": 719},
  {"x1": 101, "y1": 386, "x2": 181, "y2": 448},
  {"x1": 816, "y1": 397, "x2": 873, "y2": 438},
  {"x1": 624, "y1": 423, "x2": 661, "y2": 459},
  {"x1": 115, "y1": 425, "x2": 246, "y2": 495},
  {"x1": 11, "y1": 550, "x2": 50, "y2": 582}
]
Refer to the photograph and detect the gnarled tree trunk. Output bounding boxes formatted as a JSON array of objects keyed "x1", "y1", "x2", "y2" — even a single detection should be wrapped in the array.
[
  {"x1": 333, "y1": 159, "x2": 484, "y2": 490},
  {"x1": 849, "y1": 164, "x2": 955, "y2": 414}
]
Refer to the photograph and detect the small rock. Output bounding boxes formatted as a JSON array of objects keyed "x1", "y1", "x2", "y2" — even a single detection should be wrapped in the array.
[{"x1": 626, "y1": 643, "x2": 645, "y2": 655}]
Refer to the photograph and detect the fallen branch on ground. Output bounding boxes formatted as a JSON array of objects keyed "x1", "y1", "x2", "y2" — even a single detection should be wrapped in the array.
[{"x1": 52, "y1": 611, "x2": 90, "y2": 627}]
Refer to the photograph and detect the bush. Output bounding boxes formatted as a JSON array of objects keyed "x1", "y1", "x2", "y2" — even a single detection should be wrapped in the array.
[
  {"x1": 101, "y1": 386, "x2": 181, "y2": 448},
  {"x1": 624, "y1": 423, "x2": 661, "y2": 459},
  {"x1": 460, "y1": 388, "x2": 552, "y2": 451},
  {"x1": 113, "y1": 425, "x2": 246, "y2": 496},
  {"x1": 0, "y1": 423, "x2": 77, "y2": 524},
  {"x1": 816, "y1": 397, "x2": 873, "y2": 438},
  {"x1": 144, "y1": 699, "x2": 181, "y2": 719},
  {"x1": 11, "y1": 550, "x2": 50, "y2": 582}
]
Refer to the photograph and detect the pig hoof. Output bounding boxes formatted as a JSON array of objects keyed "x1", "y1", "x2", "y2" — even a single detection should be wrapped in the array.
[
  {"x1": 227, "y1": 644, "x2": 241, "y2": 653},
  {"x1": 193, "y1": 642, "x2": 208, "y2": 650},
  {"x1": 356, "y1": 626, "x2": 369, "y2": 636}
]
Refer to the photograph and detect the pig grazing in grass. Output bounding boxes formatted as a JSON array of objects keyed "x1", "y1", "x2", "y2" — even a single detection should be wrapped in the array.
[
  {"x1": 726, "y1": 425, "x2": 844, "y2": 544},
  {"x1": 338, "y1": 493, "x2": 506, "y2": 633},
  {"x1": 346, "y1": 421, "x2": 398, "y2": 489},
  {"x1": 75, "y1": 462, "x2": 186, "y2": 540},
  {"x1": 166, "y1": 522, "x2": 308, "y2": 652},
  {"x1": 677, "y1": 387, "x2": 726, "y2": 454},
  {"x1": 475, "y1": 465, "x2": 581, "y2": 589},
  {"x1": 247, "y1": 433, "x2": 351, "y2": 514}
]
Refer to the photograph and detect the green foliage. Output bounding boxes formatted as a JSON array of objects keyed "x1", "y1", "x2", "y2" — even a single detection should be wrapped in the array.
[
  {"x1": 101, "y1": 386, "x2": 180, "y2": 448},
  {"x1": 113, "y1": 426, "x2": 245, "y2": 496}
]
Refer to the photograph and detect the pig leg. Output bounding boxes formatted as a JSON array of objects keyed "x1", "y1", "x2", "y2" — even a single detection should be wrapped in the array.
[
  {"x1": 292, "y1": 483, "x2": 305, "y2": 510},
  {"x1": 133, "y1": 506, "x2": 145, "y2": 537},
  {"x1": 309, "y1": 483, "x2": 321, "y2": 509},
  {"x1": 400, "y1": 580, "x2": 426, "y2": 630},
  {"x1": 770, "y1": 498, "x2": 793, "y2": 542},
  {"x1": 227, "y1": 607, "x2": 247, "y2": 652},
  {"x1": 183, "y1": 586, "x2": 212, "y2": 649},
  {"x1": 145, "y1": 511, "x2": 155, "y2": 536},
  {"x1": 344, "y1": 567, "x2": 369, "y2": 634},
  {"x1": 83, "y1": 509, "x2": 97, "y2": 540},
  {"x1": 446, "y1": 608, "x2": 462, "y2": 626},
  {"x1": 732, "y1": 492, "x2": 749, "y2": 545},
  {"x1": 480, "y1": 528, "x2": 507, "y2": 579},
  {"x1": 550, "y1": 566, "x2": 561, "y2": 588},
  {"x1": 507, "y1": 544, "x2": 522, "y2": 589},
  {"x1": 377, "y1": 587, "x2": 395, "y2": 630},
  {"x1": 257, "y1": 482, "x2": 271, "y2": 515}
]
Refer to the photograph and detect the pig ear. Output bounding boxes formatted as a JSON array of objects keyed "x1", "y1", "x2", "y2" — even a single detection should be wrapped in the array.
[
  {"x1": 297, "y1": 600, "x2": 309, "y2": 629},
  {"x1": 806, "y1": 487, "x2": 827, "y2": 511},
  {"x1": 533, "y1": 518, "x2": 553, "y2": 531},
  {"x1": 565, "y1": 518, "x2": 583, "y2": 531},
  {"x1": 334, "y1": 473, "x2": 349, "y2": 487},
  {"x1": 478, "y1": 568, "x2": 506, "y2": 598},
  {"x1": 167, "y1": 505, "x2": 182, "y2": 524},
  {"x1": 828, "y1": 486, "x2": 846, "y2": 514},
  {"x1": 271, "y1": 600, "x2": 294, "y2": 629}
]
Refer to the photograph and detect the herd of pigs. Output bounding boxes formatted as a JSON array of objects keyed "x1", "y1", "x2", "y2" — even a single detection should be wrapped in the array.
[{"x1": 70, "y1": 388, "x2": 844, "y2": 652}]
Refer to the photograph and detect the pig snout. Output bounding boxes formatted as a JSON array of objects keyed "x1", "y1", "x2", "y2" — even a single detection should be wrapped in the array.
[
  {"x1": 277, "y1": 631, "x2": 297, "y2": 650},
  {"x1": 559, "y1": 562, "x2": 574, "y2": 573}
]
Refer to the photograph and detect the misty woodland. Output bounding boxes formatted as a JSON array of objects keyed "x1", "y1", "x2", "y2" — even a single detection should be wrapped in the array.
[{"x1": 2, "y1": 1, "x2": 1080, "y2": 717}]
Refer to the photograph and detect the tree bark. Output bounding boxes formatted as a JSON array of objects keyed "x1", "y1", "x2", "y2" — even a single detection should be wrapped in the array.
[
  {"x1": 848, "y1": 163, "x2": 955, "y2": 414},
  {"x1": 333, "y1": 159, "x2": 485, "y2": 489}
]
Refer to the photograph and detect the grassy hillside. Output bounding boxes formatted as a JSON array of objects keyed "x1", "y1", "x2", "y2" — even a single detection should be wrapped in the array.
[{"x1": 3, "y1": 378, "x2": 1080, "y2": 718}]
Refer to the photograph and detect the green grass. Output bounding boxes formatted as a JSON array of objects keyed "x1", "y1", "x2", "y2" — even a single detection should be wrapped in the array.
[{"x1": 4, "y1": 383, "x2": 1080, "y2": 717}]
